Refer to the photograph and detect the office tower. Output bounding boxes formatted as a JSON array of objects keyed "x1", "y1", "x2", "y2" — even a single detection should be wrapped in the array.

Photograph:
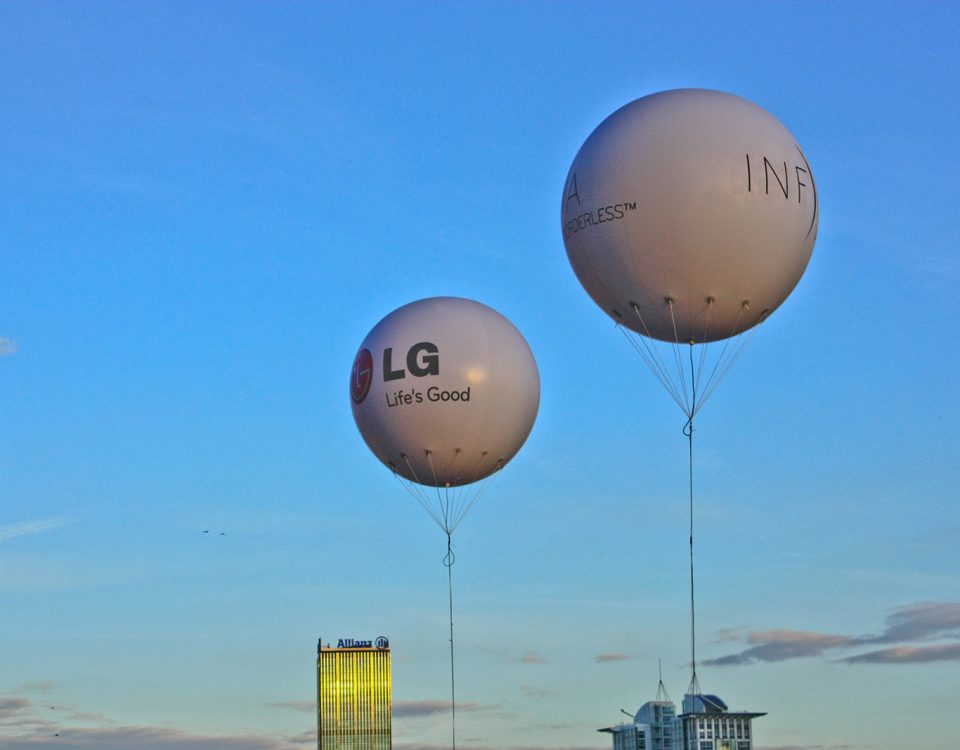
[
  {"x1": 317, "y1": 636, "x2": 392, "y2": 750},
  {"x1": 600, "y1": 688, "x2": 763, "y2": 750},
  {"x1": 599, "y1": 677, "x2": 676, "y2": 750},
  {"x1": 674, "y1": 693, "x2": 764, "y2": 750},
  {"x1": 599, "y1": 697, "x2": 676, "y2": 750},
  {"x1": 597, "y1": 700, "x2": 676, "y2": 750}
]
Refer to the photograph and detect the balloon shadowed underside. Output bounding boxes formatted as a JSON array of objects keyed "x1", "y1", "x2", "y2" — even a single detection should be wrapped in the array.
[
  {"x1": 562, "y1": 88, "x2": 818, "y2": 344},
  {"x1": 350, "y1": 297, "x2": 540, "y2": 488}
]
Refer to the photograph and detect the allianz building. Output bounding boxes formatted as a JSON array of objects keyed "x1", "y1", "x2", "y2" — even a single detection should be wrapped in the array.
[{"x1": 599, "y1": 690, "x2": 764, "y2": 750}]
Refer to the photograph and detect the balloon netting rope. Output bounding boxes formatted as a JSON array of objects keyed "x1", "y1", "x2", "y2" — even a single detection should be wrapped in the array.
[{"x1": 393, "y1": 451, "x2": 502, "y2": 536}]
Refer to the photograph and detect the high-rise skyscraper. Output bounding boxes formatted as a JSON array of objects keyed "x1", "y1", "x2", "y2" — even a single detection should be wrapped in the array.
[{"x1": 317, "y1": 636, "x2": 392, "y2": 750}]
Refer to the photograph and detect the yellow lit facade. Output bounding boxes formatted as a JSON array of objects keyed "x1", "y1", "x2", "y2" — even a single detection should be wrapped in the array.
[{"x1": 317, "y1": 637, "x2": 392, "y2": 750}]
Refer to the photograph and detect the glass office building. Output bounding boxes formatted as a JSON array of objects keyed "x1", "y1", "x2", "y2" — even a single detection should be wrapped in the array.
[
  {"x1": 599, "y1": 698, "x2": 676, "y2": 750},
  {"x1": 317, "y1": 637, "x2": 392, "y2": 750},
  {"x1": 600, "y1": 689, "x2": 763, "y2": 750},
  {"x1": 674, "y1": 694, "x2": 764, "y2": 750}
]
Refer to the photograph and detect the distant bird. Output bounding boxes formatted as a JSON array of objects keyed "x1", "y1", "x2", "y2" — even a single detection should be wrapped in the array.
[{"x1": 202, "y1": 530, "x2": 210, "y2": 534}]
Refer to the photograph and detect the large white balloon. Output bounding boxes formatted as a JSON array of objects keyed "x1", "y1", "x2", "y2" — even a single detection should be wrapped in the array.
[
  {"x1": 562, "y1": 88, "x2": 818, "y2": 343},
  {"x1": 350, "y1": 297, "x2": 540, "y2": 487}
]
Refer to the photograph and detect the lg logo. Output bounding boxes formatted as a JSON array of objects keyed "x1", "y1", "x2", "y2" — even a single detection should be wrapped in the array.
[
  {"x1": 351, "y1": 343, "x2": 441, "y2": 406},
  {"x1": 383, "y1": 342, "x2": 439, "y2": 381},
  {"x1": 350, "y1": 349, "x2": 373, "y2": 405}
]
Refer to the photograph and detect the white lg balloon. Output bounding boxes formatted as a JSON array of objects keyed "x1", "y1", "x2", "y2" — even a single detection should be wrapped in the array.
[
  {"x1": 562, "y1": 88, "x2": 818, "y2": 343},
  {"x1": 350, "y1": 297, "x2": 540, "y2": 487}
]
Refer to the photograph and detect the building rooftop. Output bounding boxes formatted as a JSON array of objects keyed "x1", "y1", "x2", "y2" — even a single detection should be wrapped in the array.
[{"x1": 679, "y1": 693, "x2": 766, "y2": 719}]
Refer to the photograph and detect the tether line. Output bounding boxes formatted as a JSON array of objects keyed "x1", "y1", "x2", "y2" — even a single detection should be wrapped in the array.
[
  {"x1": 685, "y1": 343, "x2": 701, "y2": 699},
  {"x1": 444, "y1": 531, "x2": 457, "y2": 750},
  {"x1": 426, "y1": 453, "x2": 458, "y2": 750}
]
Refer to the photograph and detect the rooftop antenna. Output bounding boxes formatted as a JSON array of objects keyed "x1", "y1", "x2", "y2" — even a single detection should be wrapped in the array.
[{"x1": 656, "y1": 658, "x2": 671, "y2": 703}]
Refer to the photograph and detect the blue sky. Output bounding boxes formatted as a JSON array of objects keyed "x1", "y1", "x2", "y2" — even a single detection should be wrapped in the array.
[{"x1": 2, "y1": 2, "x2": 959, "y2": 749}]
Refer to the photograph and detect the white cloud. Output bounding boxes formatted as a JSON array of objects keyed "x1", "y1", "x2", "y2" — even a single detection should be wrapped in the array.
[
  {"x1": 393, "y1": 701, "x2": 489, "y2": 719},
  {"x1": 266, "y1": 701, "x2": 315, "y2": 713},
  {"x1": 594, "y1": 653, "x2": 636, "y2": 663},
  {"x1": 704, "y1": 602, "x2": 960, "y2": 667},
  {"x1": 841, "y1": 644, "x2": 960, "y2": 665},
  {"x1": 518, "y1": 650, "x2": 547, "y2": 664},
  {"x1": 0, "y1": 518, "x2": 71, "y2": 543},
  {"x1": 0, "y1": 695, "x2": 311, "y2": 750},
  {"x1": 865, "y1": 601, "x2": 960, "y2": 644},
  {"x1": 0, "y1": 337, "x2": 16, "y2": 356}
]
